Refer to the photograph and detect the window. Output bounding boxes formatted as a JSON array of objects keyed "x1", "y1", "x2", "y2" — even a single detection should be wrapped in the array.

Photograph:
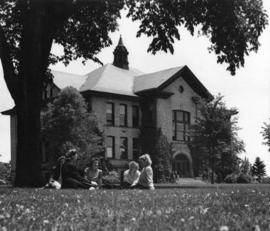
[
  {"x1": 132, "y1": 138, "x2": 140, "y2": 160},
  {"x1": 120, "y1": 137, "x2": 128, "y2": 159},
  {"x1": 106, "y1": 136, "x2": 115, "y2": 158},
  {"x1": 173, "y1": 110, "x2": 190, "y2": 141},
  {"x1": 106, "y1": 103, "x2": 114, "y2": 126},
  {"x1": 132, "y1": 105, "x2": 139, "y2": 127},
  {"x1": 120, "y1": 104, "x2": 127, "y2": 127}
]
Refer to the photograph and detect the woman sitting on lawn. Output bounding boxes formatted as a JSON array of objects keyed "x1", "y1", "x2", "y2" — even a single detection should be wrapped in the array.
[
  {"x1": 132, "y1": 154, "x2": 155, "y2": 190},
  {"x1": 84, "y1": 158, "x2": 103, "y2": 189},
  {"x1": 61, "y1": 149, "x2": 94, "y2": 189},
  {"x1": 122, "y1": 161, "x2": 140, "y2": 188}
]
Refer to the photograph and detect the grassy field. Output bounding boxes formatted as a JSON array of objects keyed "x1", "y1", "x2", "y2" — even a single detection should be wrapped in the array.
[{"x1": 1, "y1": 185, "x2": 270, "y2": 230}]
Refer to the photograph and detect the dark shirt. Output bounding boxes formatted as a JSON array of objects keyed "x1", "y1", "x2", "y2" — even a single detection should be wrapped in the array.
[{"x1": 62, "y1": 162, "x2": 85, "y2": 182}]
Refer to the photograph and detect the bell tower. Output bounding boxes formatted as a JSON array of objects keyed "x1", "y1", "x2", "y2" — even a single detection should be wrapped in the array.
[{"x1": 113, "y1": 35, "x2": 129, "y2": 70}]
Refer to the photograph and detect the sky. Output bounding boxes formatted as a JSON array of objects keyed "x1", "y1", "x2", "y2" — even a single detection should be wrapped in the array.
[{"x1": 1, "y1": 2, "x2": 270, "y2": 174}]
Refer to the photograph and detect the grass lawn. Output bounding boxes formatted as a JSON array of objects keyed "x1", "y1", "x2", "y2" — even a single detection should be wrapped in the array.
[{"x1": 1, "y1": 184, "x2": 270, "y2": 230}]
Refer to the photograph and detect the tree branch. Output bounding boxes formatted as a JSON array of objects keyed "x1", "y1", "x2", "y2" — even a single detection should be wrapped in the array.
[{"x1": 0, "y1": 26, "x2": 19, "y2": 103}]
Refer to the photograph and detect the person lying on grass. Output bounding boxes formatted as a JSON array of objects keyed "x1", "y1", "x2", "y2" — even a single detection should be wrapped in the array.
[
  {"x1": 131, "y1": 154, "x2": 155, "y2": 190},
  {"x1": 84, "y1": 158, "x2": 103, "y2": 189},
  {"x1": 122, "y1": 161, "x2": 140, "y2": 188}
]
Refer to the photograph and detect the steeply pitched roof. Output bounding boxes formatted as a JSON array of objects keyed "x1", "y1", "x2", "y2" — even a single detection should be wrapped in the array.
[
  {"x1": 134, "y1": 66, "x2": 184, "y2": 93},
  {"x1": 80, "y1": 64, "x2": 143, "y2": 96},
  {"x1": 51, "y1": 70, "x2": 86, "y2": 90}
]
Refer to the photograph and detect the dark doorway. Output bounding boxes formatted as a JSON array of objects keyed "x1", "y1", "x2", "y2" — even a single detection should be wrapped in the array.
[{"x1": 173, "y1": 154, "x2": 190, "y2": 177}]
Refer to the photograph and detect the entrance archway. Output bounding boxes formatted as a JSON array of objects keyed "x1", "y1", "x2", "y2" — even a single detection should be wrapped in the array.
[{"x1": 173, "y1": 154, "x2": 191, "y2": 177}]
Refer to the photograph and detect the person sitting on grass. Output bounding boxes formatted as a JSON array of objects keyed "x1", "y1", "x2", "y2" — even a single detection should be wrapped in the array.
[
  {"x1": 122, "y1": 161, "x2": 140, "y2": 188},
  {"x1": 61, "y1": 149, "x2": 95, "y2": 189},
  {"x1": 131, "y1": 154, "x2": 155, "y2": 190},
  {"x1": 84, "y1": 158, "x2": 103, "y2": 189},
  {"x1": 43, "y1": 155, "x2": 66, "y2": 189}
]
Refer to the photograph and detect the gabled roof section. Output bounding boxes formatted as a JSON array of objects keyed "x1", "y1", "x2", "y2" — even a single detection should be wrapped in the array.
[
  {"x1": 51, "y1": 70, "x2": 86, "y2": 90},
  {"x1": 80, "y1": 63, "x2": 143, "y2": 96},
  {"x1": 134, "y1": 66, "x2": 184, "y2": 93},
  {"x1": 134, "y1": 65, "x2": 212, "y2": 100}
]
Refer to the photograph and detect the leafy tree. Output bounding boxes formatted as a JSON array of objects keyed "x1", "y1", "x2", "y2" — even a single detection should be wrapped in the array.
[
  {"x1": 251, "y1": 157, "x2": 266, "y2": 182},
  {"x1": 189, "y1": 95, "x2": 245, "y2": 183},
  {"x1": 41, "y1": 87, "x2": 104, "y2": 169},
  {"x1": 261, "y1": 120, "x2": 270, "y2": 151},
  {"x1": 140, "y1": 128, "x2": 172, "y2": 182},
  {"x1": 0, "y1": 0, "x2": 267, "y2": 186},
  {"x1": 126, "y1": 0, "x2": 268, "y2": 75},
  {"x1": 239, "y1": 157, "x2": 252, "y2": 175},
  {"x1": 0, "y1": 162, "x2": 11, "y2": 183}
]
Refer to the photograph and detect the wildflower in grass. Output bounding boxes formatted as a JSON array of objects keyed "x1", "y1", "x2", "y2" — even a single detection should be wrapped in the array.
[
  {"x1": 156, "y1": 210, "x2": 162, "y2": 216},
  {"x1": 220, "y1": 225, "x2": 229, "y2": 231},
  {"x1": 25, "y1": 208, "x2": 31, "y2": 214},
  {"x1": 252, "y1": 225, "x2": 261, "y2": 231},
  {"x1": 165, "y1": 207, "x2": 174, "y2": 214},
  {"x1": 43, "y1": 219, "x2": 49, "y2": 224},
  {"x1": 200, "y1": 207, "x2": 209, "y2": 215}
]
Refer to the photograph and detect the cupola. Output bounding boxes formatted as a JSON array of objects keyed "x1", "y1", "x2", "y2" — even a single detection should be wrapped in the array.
[{"x1": 113, "y1": 35, "x2": 129, "y2": 70}]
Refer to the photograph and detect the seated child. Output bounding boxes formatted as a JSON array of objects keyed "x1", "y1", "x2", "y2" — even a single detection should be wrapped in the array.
[
  {"x1": 84, "y1": 159, "x2": 103, "y2": 189},
  {"x1": 61, "y1": 149, "x2": 94, "y2": 189},
  {"x1": 122, "y1": 161, "x2": 140, "y2": 188},
  {"x1": 44, "y1": 149, "x2": 94, "y2": 189},
  {"x1": 132, "y1": 154, "x2": 155, "y2": 190}
]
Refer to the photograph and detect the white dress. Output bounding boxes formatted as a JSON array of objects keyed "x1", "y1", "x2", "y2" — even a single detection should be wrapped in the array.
[{"x1": 123, "y1": 169, "x2": 140, "y2": 185}]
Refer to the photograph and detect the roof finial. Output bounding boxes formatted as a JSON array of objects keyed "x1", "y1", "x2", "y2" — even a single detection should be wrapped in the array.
[{"x1": 118, "y1": 35, "x2": 124, "y2": 46}]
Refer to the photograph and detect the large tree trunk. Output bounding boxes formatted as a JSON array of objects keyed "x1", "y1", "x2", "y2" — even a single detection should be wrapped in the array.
[
  {"x1": 14, "y1": 0, "x2": 73, "y2": 187},
  {"x1": 0, "y1": 0, "x2": 73, "y2": 187},
  {"x1": 14, "y1": 2, "x2": 55, "y2": 187}
]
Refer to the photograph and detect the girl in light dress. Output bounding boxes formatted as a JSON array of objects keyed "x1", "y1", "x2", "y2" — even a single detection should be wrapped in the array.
[
  {"x1": 122, "y1": 161, "x2": 141, "y2": 188},
  {"x1": 131, "y1": 154, "x2": 155, "y2": 190},
  {"x1": 84, "y1": 159, "x2": 103, "y2": 189}
]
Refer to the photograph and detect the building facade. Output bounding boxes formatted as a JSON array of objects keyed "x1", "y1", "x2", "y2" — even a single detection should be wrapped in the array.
[{"x1": 2, "y1": 36, "x2": 212, "y2": 179}]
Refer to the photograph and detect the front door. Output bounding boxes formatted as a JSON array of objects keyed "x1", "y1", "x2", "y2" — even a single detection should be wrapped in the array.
[{"x1": 173, "y1": 154, "x2": 190, "y2": 177}]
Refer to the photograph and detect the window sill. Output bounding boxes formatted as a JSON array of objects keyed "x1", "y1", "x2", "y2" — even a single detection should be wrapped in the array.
[{"x1": 105, "y1": 125, "x2": 140, "y2": 129}]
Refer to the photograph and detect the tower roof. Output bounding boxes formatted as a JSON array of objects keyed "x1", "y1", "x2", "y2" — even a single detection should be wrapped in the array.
[{"x1": 113, "y1": 35, "x2": 129, "y2": 70}]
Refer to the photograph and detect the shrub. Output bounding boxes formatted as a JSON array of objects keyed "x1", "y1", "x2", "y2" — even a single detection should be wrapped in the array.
[
  {"x1": 102, "y1": 171, "x2": 120, "y2": 186},
  {"x1": 237, "y1": 173, "x2": 252, "y2": 183},
  {"x1": 224, "y1": 173, "x2": 238, "y2": 183},
  {"x1": 140, "y1": 127, "x2": 172, "y2": 183},
  {"x1": 261, "y1": 177, "x2": 270, "y2": 184},
  {"x1": 0, "y1": 162, "x2": 11, "y2": 184},
  {"x1": 224, "y1": 173, "x2": 252, "y2": 183}
]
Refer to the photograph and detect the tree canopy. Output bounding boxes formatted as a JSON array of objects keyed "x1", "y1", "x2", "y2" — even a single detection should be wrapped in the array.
[
  {"x1": 41, "y1": 87, "x2": 104, "y2": 168},
  {"x1": 189, "y1": 95, "x2": 245, "y2": 183},
  {"x1": 262, "y1": 120, "x2": 270, "y2": 151},
  {"x1": 251, "y1": 157, "x2": 266, "y2": 181},
  {"x1": 0, "y1": 0, "x2": 268, "y2": 75}
]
